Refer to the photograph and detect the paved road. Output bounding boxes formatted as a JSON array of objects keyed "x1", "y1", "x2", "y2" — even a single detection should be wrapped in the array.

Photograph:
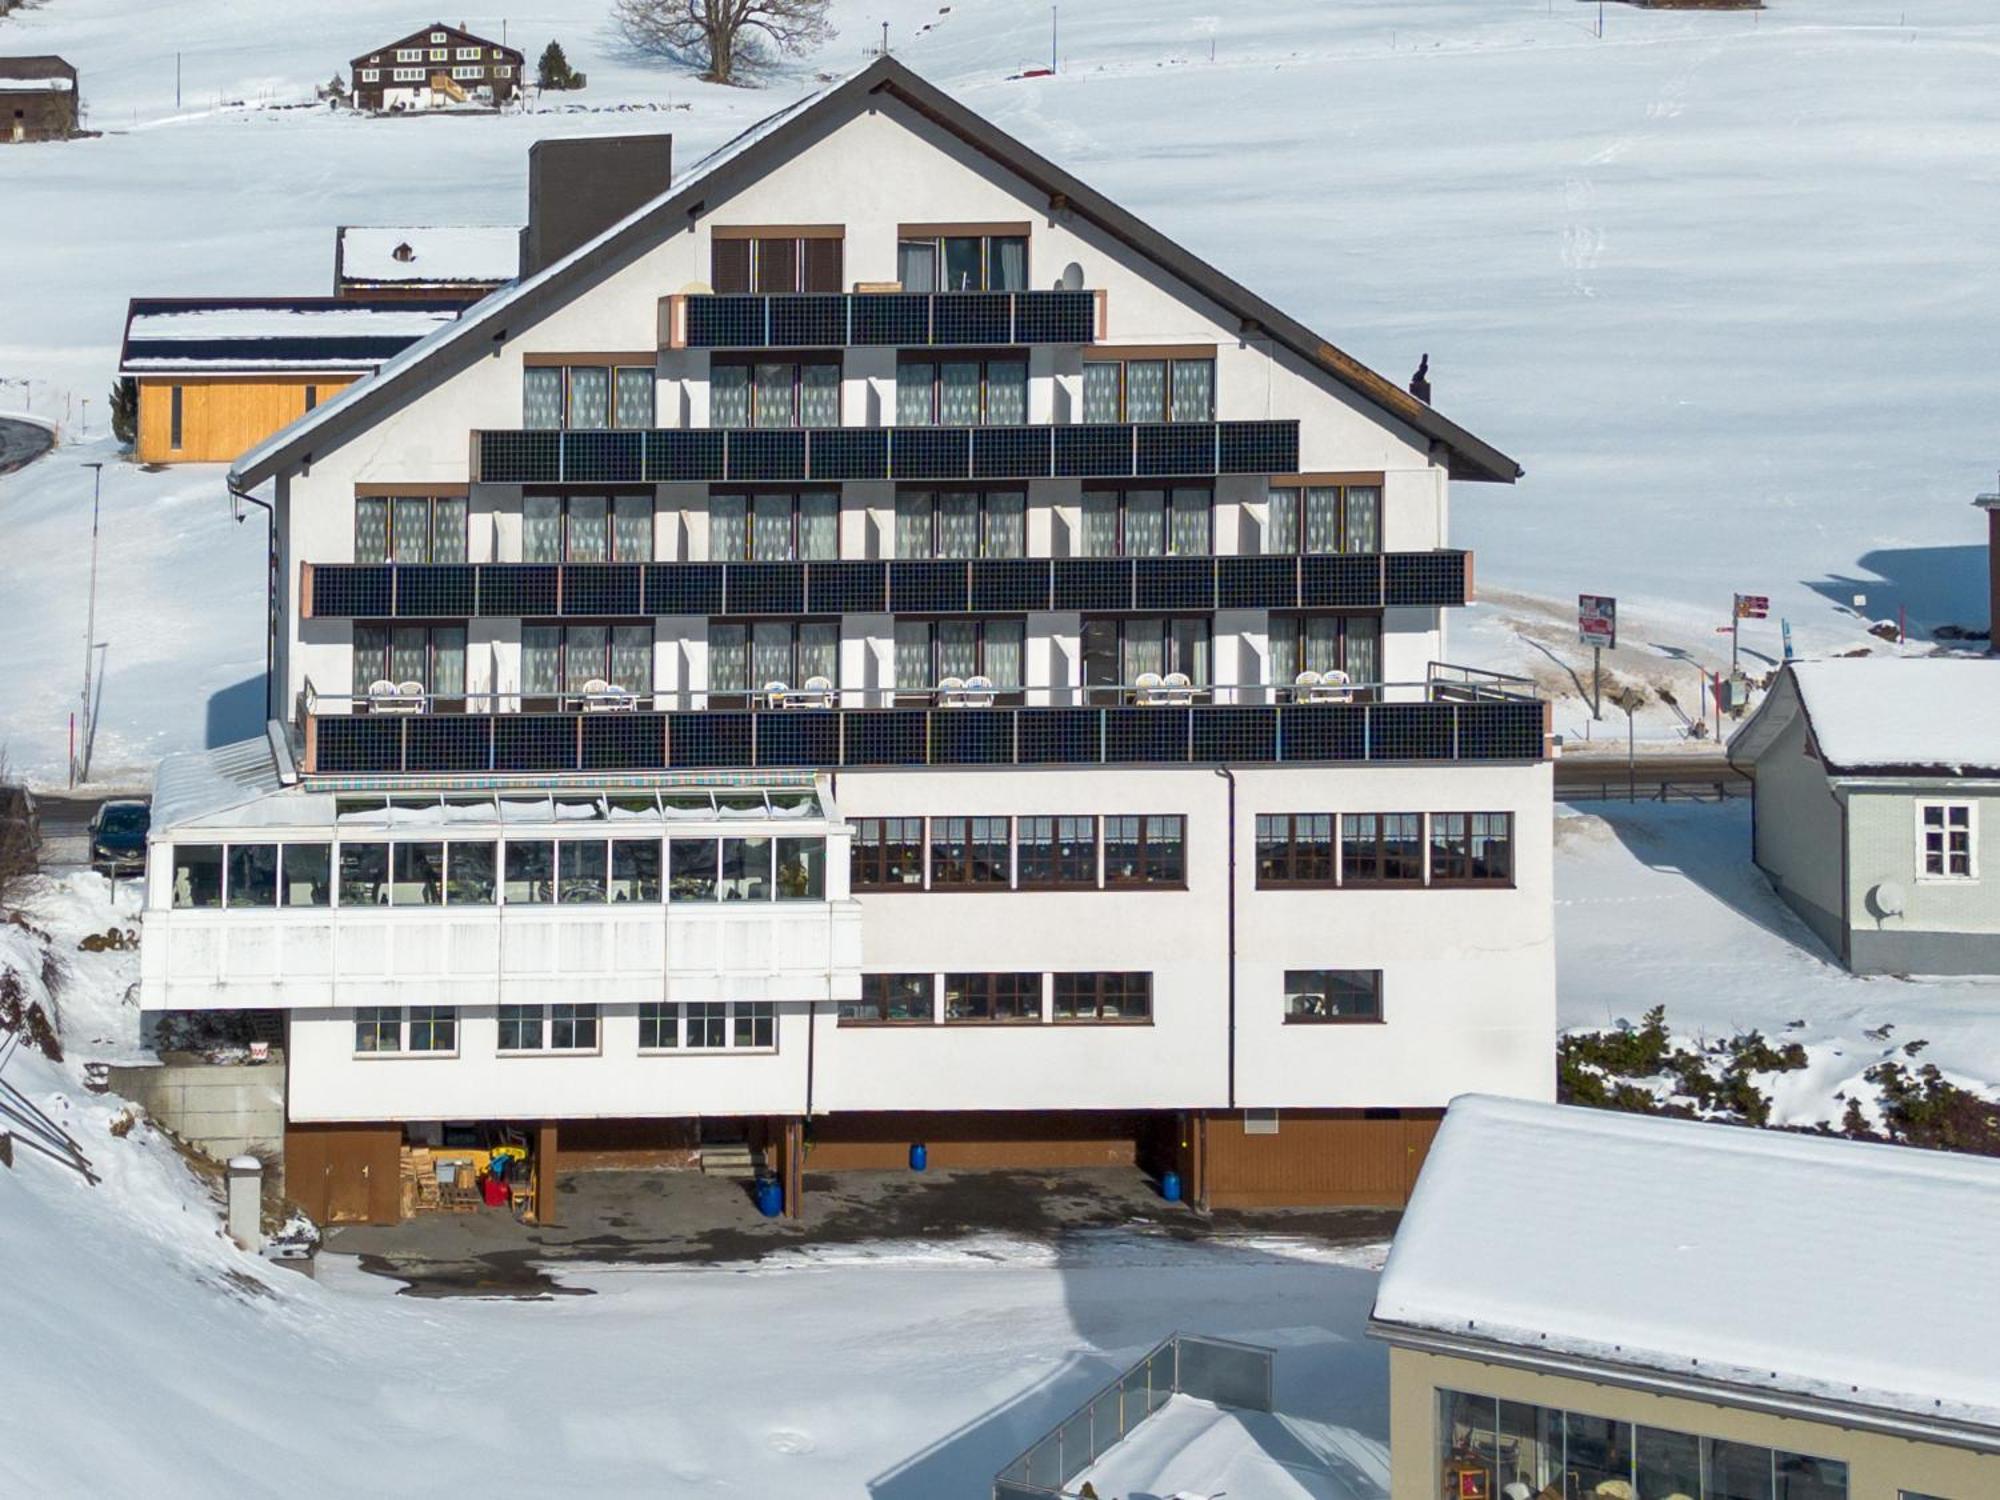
[
  {"x1": 0, "y1": 416, "x2": 55, "y2": 478},
  {"x1": 1556, "y1": 751, "x2": 1749, "y2": 801}
]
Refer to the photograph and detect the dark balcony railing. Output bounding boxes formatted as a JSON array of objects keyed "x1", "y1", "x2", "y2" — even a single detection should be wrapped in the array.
[
  {"x1": 295, "y1": 673, "x2": 1548, "y2": 777},
  {"x1": 471, "y1": 421, "x2": 1300, "y2": 486},
  {"x1": 667, "y1": 290, "x2": 1099, "y2": 350},
  {"x1": 302, "y1": 551, "x2": 1473, "y2": 621}
]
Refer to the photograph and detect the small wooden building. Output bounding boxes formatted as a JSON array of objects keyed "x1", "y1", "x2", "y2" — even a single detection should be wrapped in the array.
[
  {"x1": 0, "y1": 55, "x2": 79, "y2": 142},
  {"x1": 334, "y1": 224, "x2": 520, "y2": 302},
  {"x1": 117, "y1": 297, "x2": 460, "y2": 463},
  {"x1": 350, "y1": 22, "x2": 523, "y2": 112}
]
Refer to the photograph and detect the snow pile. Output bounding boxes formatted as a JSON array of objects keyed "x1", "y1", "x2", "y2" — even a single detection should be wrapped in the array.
[
  {"x1": 1786, "y1": 656, "x2": 2000, "y2": 773},
  {"x1": 1375, "y1": 1095, "x2": 2000, "y2": 1430},
  {"x1": 337, "y1": 224, "x2": 522, "y2": 284}
]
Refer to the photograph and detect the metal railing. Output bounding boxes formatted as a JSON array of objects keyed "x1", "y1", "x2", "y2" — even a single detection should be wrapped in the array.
[{"x1": 993, "y1": 1333, "x2": 1274, "y2": 1500}]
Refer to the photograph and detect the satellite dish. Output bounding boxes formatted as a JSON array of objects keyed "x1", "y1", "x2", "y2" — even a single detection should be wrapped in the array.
[
  {"x1": 1870, "y1": 881, "x2": 1906, "y2": 918},
  {"x1": 1059, "y1": 261, "x2": 1085, "y2": 292}
]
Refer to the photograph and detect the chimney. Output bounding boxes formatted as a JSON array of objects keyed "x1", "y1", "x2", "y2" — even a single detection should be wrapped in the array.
[
  {"x1": 521, "y1": 133, "x2": 674, "y2": 277},
  {"x1": 1977, "y1": 477, "x2": 2000, "y2": 653}
]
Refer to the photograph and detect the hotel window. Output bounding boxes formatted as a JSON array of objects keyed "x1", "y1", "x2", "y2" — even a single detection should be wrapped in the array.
[
  {"x1": 851, "y1": 818, "x2": 924, "y2": 891},
  {"x1": 896, "y1": 356, "x2": 1028, "y2": 426},
  {"x1": 1437, "y1": 1391, "x2": 1848, "y2": 1500},
  {"x1": 1269, "y1": 614, "x2": 1380, "y2": 692},
  {"x1": 839, "y1": 974, "x2": 934, "y2": 1025},
  {"x1": 638, "y1": 1002, "x2": 679, "y2": 1049},
  {"x1": 1283, "y1": 969, "x2": 1382, "y2": 1023},
  {"x1": 930, "y1": 816, "x2": 1010, "y2": 889},
  {"x1": 1053, "y1": 972, "x2": 1151, "y2": 1022},
  {"x1": 1264, "y1": 484, "x2": 1380, "y2": 554},
  {"x1": 353, "y1": 624, "x2": 466, "y2": 699},
  {"x1": 1079, "y1": 486, "x2": 1212, "y2": 557},
  {"x1": 897, "y1": 232, "x2": 1027, "y2": 293},
  {"x1": 407, "y1": 1006, "x2": 456, "y2": 1053},
  {"x1": 1082, "y1": 616, "x2": 1209, "y2": 699},
  {"x1": 1081, "y1": 357, "x2": 1214, "y2": 423},
  {"x1": 709, "y1": 233, "x2": 843, "y2": 295},
  {"x1": 733, "y1": 1001, "x2": 776, "y2": 1048},
  {"x1": 685, "y1": 1002, "x2": 729, "y2": 1048},
  {"x1": 520, "y1": 622, "x2": 653, "y2": 700},
  {"x1": 355, "y1": 494, "x2": 469, "y2": 564},
  {"x1": 1255, "y1": 814, "x2": 1335, "y2": 887},
  {"x1": 550, "y1": 1003, "x2": 600, "y2": 1051},
  {"x1": 354, "y1": 1007, "x2": 403, "y2": 1053},
  {"x1": 894, "y1": 618, "x2": 1024, "y2": 697},
  {"x1": 1918, "y1": 802, "x2": 1975, "y2": 879},
  {"x1": 708, "y1": 489, "x2": 838, "y2": 561},
  {"x1": 497, "y1": 1004, "x2": 544, "y2": 1052},
  {"x1": 522, "y1": 493, "x2": 654, "y2": 562},
  {"x1": 894, "y1": 488, "x2": 1025, "y2": 558},
  {"x1": 1340, "y1": 813, "x2": 1423, "y2": 885},
  {"x1": 945, "y1": 972, "x2": 1042, "y2": 1023},
  {"x1": 1017, "y1": 817, "x2": 1097, "y2": 889},
  {"x1": 707, "y1": 619, "x2": 839, "y2": 698},
  {"x1": 1103, "y1": 815, "x2": 1185, "y2": 887},
  {"x1": 1429, "y1": 813, "x2": 1514, "y2": 886},
  {"x1": 710, "y1": 357, "x2": 840, "y2": 428},
  {"x1": 522, "y1": 365, "x2": 654, "y2": 430}
]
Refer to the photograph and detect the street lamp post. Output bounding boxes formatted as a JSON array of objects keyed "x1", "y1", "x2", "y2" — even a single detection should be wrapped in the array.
[{"x1": 77, "y1": 461, "x2": 104, "y2": 785}]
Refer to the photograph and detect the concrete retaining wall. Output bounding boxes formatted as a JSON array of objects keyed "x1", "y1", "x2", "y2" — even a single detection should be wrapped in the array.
[{"x1": 106, "y1": 1052, "x2": 287, "y2": 1171}]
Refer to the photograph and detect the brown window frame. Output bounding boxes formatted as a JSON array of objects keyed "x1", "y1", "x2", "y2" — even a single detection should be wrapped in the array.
[
  {"x1": 1340, "y1": 813, "x2": 1424, "y2": 887},
  {"x1": 895, "y1": 352, "x2": 1030, "y2": 427},
  {"x1": 355, "y1": 493, "x2": 471, "y2": 565},
  {"x1": 1102, "y1": 815, "x2": 1186, "y2": 889},
  {"x1": 1081, "y1": 354, "x2": 1216, "y2": 423},
  {"x1": 838, "y1": 973, "x2": 935, "y2": 1026},
  {"x1": 1052, "y1": 971, "x2": 1152, "y2": 1023},
  {"x1": 944, "y1": 972, "x2": 1043, "y2": 1024},
  {"x1": 1255, "y1": 813, "x2": 1336, "y2": 888},
  {"x1": 519, "y1": 491, "x2": 654, "y2": 563},
  {"x1": 705, "y1": 487, "x2": 841, "y2": 562},
  {"x1": 710, "y1": 231, "x2": 844, "y2": 295},
  {"x1": 851, "y1": 817, "x2": 925, "y2": 892},
  {"x1": 710, "y1": 353, "x2": 842, "y2": 430},
  {"x1": 1016, "y1": 816, "x2": 1098, "y2": 890},
  {"x1": 1283, "y1": 969, "x2": 1383, "y2": 1025},
  {"x1": 892, "y1": 616, "x2": 1027, "y2": 706},
  {"x1": 929, "y1": 815, "x2": 1011, "y2": 889},
  {"x1": 1428, "y1": 812, "x2": 1515, "y2": 888}
]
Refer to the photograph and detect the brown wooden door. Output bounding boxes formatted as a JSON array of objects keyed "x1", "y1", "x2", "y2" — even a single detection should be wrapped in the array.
[{"x1": 286, "y1": 1124, "x2": 401, "y2": 1224}]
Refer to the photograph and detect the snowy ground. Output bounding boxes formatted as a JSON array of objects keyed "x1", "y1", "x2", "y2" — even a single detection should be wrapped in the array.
[
  {"x1": 1556, "y1": 798, "x2": 2000, "y2": 1127},
  {"x1": 5, "y1": 0, "x2": 2000, "y2": 781}
]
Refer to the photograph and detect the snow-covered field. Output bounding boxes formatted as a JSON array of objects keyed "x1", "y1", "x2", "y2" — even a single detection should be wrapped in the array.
[{"x1": 4, "y1": 0, "x2": 1999, "y2": 780}]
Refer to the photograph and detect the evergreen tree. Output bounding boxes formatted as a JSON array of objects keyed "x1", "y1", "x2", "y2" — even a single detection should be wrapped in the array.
[
  {"x1": 538, "y1": 41, "x2": 585, "y2": 90},
  {"x1": 109, "y1": 379, "x2": 137, "y2": 449}
]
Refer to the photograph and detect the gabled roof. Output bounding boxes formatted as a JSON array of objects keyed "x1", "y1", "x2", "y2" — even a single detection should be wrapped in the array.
[
  {"x1": 1372, "y1": 1095, "x2": 2000, "y2": 1446},
  {"x1": 233, "y1": 57, "x2": 1522, "y2": 490},
  {"x1": 1729, "y1": 657, "x2": 2000, "y2": 778},
  {"x1": 120, "y1": 297, "x2": 463, "y2": 375},
  {"x1": 351, "y1": 21, "x2": 521, "y2": 66},
  {"x1": 0, "y1": 55, "x2": 78, "y2": 89}
]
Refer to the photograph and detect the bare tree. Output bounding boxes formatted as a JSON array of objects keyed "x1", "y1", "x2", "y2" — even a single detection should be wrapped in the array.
[{"x1": 612, "y1": 0, "x2": 833, "y2": 86}]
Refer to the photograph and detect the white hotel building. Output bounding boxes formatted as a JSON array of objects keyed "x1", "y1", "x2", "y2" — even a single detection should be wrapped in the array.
[{"x1": 140, "y1": 59, "x2": 1555, "y2": 1223}]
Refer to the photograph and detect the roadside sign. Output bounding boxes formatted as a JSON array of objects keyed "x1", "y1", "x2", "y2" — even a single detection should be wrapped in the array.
[
  {"x1": 1578, "y1": 594, "x2": 1617, "y2": 650},
  {"x1": 1734, "y1": 593, "x2": 1770, "y2": 620}
]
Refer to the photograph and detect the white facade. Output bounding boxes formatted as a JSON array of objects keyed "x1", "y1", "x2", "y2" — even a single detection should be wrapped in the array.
[{"x1": 154, "y1": 62, "x2": 1553, "y2": 1163}]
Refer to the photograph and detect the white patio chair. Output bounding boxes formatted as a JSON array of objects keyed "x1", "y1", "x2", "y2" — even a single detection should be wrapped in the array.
[
  {"x1": 800, "y1": 674, "x2": 835, "y2": 709},
  {"x1": 961, "y1": 674, "x2": 996, "y2": 708},
  {"x1": 1134, "y1": 670, "x2": 1165, "y2": 705},
  {"x1": 936, "y1": 675, "x2": 967, "y2": 707}
]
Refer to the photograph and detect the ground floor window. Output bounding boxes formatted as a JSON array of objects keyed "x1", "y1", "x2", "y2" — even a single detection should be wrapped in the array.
[
  {"x1": 1283, "y1": 969, "x2": 1382, "y2": 1024},
  {"x1": 497, "y1": 1003, "x2": 598, "y2": 1053},
  {"x1": 943, "y1": 972, "x2": 1042, "y2": 1023},
  {"x1": 839, "y1": 974, "x2": 934, "y2": 1024},
  {"x1": 1437, "y1": 1388, "x2": 1847, "y2": 1500},
  {"x1": 354, "y1": 1006, "x2": 456, "y2": 1055},
  {"x1": 1052, "y1": 972, "x2": 1151, "y2": 1022},
  {"x1": 642, "y1": 1001, "x2": 776, "y2": 1051}
]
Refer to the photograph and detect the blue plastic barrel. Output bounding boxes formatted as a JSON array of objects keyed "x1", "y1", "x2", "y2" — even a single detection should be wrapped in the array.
[
  {"x1": 1161, "y1": 1170, "x2": 1182, "y2": 1203},
  {"x1": 754, "y1": 1177, "x2": 783, "y2": 1217},
  {"x1": 909, "y1": 1142, "x2": 928, "y2": 1172}
]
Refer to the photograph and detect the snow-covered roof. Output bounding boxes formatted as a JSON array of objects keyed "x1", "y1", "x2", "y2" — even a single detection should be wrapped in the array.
[
  {"x1": 335, "y1": 225, "x2": 520, "y2": 287},
  {"x1": 151, "y1": 738, "x2": 285, "y2": 832},
  {"x1": 0, "y1": 76, "x2": 73, "y2": 92},
  {"x1": 1732, "y1": 657, "x2": 2000, "y2": 776},
  {"x1": 230, "y1": 57, "x2": 1521, "y2": 489},
  {"x1": 1372, "y1": 1096, "x2": 2000, "y2": 1440},
  {"x1": 119, "y1": 298, "x2": 461, "y2": 374},
  {"x1": 0, "y1": 55, "x2": 76, "y2": 89}
]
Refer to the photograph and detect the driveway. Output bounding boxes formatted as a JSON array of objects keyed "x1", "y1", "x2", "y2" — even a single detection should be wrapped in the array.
[{"x1": 0, "y1": 417, "x2": 55, "y2": 478}]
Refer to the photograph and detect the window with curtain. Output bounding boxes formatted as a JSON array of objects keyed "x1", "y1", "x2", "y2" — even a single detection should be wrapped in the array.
[
  {"x1": 709, "y1": 620, "x2": 837, "y2": 693},
  {"x1": 523, "y1": 365, "x2": 652, "y2": 429},
  {"x1": 1271, "y1": 613, "x2": 1378, "y2": 689},
  {"x1": 713, "y1": 358, "x2": 839, "y2": 428},
  {"x1": 567, "y1": 366, "x2": 609, "y2": 430},
  {"x1": 354, "y1": 623, "x2": 464, "y2": 696},
  {"x1": 521, "y1": 495, "x2": 651, "y2": 561},
  {"x1": 1079, "y1": 488, "x2": 1210, "y2": 557},
  {"x1": 614, "y1": 367, "x2": 654, "y2": 429},
  {"x1": 896, "y1": 239, "x2": 937, "y2": 293},
  {"x1": 710, "y1": 491, "x2": 837, "y2": 560},
  {"x1": 1081, "y1": 616, "x2": 1208, "y2": 693},
  {"x1": 894, "y1": 619, "x2": 1024, "y2": 694},
  {"x1": 710, "y1": 363, "x2": 751, "y2": 428},
  {"x1": 523, "y1": 366, "x2": 563, "y2": 429},
  {"x1": 354, "y1": 495, "x2": 467, "y2": 564},
  {"x1": 1080, "y1": 357, "x2": 1215, "y2": 422},
  {"x1": 895, "y1": 490, "x2": 1025, "y2": 558},
  {"x1": 896, "y1": 357, "x2": 1027, "y2": 426},
  {"x1": 899, "y1": 232, "x2": 1028, "y2": 291},
  {"x1": 613, "y1": 495, "x2": 653, "y2": 561},
  {"x1": 520, "y1": 623, "x2": 651, "y2": 696},
  {"x1": 1266, "y1": 484, "x2": 1382, "y2": 554}
]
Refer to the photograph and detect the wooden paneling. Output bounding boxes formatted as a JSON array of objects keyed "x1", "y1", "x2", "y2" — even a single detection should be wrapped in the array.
[
  {"x1": 1203, "y1": 1108, "x2": 1442, "y2": 1209},
  {"x1": 553, "y1": 1118, "x2": 699, "y2": 1171},
  {"x1": 284, "y1": 1122, "x2": 402, "y2": 1224},
  {"x1": 806, "y1": 1111, "x2": 1144, "y2": 1171},
  {"x1": 135, "y1": 377, "x2": 358, "y2": 464}
]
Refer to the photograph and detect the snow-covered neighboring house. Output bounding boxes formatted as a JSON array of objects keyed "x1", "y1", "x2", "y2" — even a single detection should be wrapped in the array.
[
  {"x1": 349, "y1": 22, "x2": 523, "y2": 113},
  {"x1": 0, "y1": 55, "x2": 78, "y2": 142},
  {"x1": 144, "y1": 57, "x2": 1556, "y2": 1225},
  {"x1": 1370, "y1": 1095, "x2": 2000, "y2": 1500},
  {"x1": 334, "y1": 225, "x2": 521, "y2": 302},
  {"x1": 116, "y1": 297, "x2": 461, "y2": 463},
  {"x1": 1729, "y1": 658, "x2": 2000, "y2": 975}
]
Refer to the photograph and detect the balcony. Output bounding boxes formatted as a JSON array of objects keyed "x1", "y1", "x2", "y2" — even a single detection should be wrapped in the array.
[
  {"x1": 470, "y1": 421, "x2": 1300, "y2": 486},
  {"x1": 301, "y1": 551, "x2": 1473, "y2": 620},
  {"x1": 660, "y1": 290, "x2": 1102, "y2": 350},
  {"x1": 294, "y1": 671, "x2": 1549, "y2": 777}
]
